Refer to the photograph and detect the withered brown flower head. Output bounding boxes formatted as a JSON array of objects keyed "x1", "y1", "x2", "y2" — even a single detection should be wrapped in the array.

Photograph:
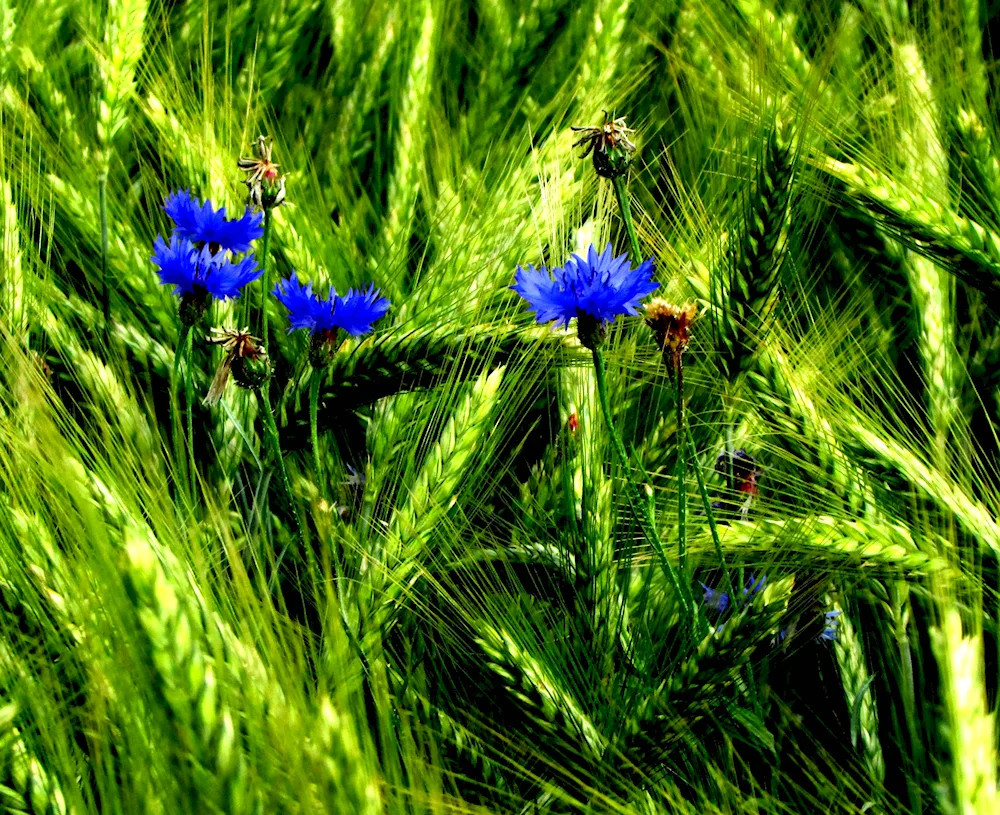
[
  {"x1": 238, "y1": 135, "x2": 285, "y2": 210},
  {"x1": 644, "y1": 299, "x2": 698, "y2": 372},
  {"x1": 570, "y1": 112, "x2": 636, "y2": 178},
  {"x1": 204, "y1": 327, "x2": 269, "y2": 404}
]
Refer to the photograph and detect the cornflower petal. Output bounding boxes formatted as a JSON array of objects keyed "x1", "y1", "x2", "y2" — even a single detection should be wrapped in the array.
[
  {"x1": 273, "y1": 273, "x2": 389, "y2": 337},
  {"x1": 152, "y1": 234, "x2": 199, "y2": 296},
  {"x1": 204, "y1": 253, "x2": 262, "y2": 300},
  {"x1": 511, "y1": 243, "x2": 658, "y2": 329},
  {"x1": 334, "y1": 284, "x2": 391, "y2": 336},
  {"x1": 164, "y1": 190, "x2": 264, "y2": 253}
]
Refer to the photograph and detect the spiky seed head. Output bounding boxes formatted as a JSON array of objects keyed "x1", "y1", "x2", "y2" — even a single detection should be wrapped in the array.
[
  {"x1": 571, "y1": 112, "x2": 636, "y2": 179},
  {"x1": 645, "y1": 299, "x2": 697, "y2": 376},
  {"x1": 204, "y1": 327, "x2": 270, "y2": 403}
]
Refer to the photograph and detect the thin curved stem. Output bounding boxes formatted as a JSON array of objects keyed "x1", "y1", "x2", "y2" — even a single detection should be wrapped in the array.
[{"x1": 590, "y1": 346, "x2": 691, "y2": 619}]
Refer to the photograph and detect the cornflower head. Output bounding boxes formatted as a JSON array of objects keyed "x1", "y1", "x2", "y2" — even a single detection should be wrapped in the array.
[
  {"x1": 570, "y1": 112, "x2": 636, "y2": 179},
  {"x1": 203, "y1": 327, "x2": 269, "y2": 404},
  {"x1": 152, "y1": 234, "x2": 262, "y2": 325},
  {"x1": 777, "y1": 610, "x2": 842, "y2": 646},
  {"x1": 701, "y1": 572, "x2": 767, "y2": 614},
  {"x1": 163, "y1": 190, "x2": 263, "y2": 253},
  {"x1": 272, "y1": 272, "x2": 390, "y2": 367},
  {"x1": 238, "y1": 135, "x2": 286, "y2": 210},
  {"x1": 511, "y1": 243, "x2": 658, "y2": 349},
  {"x1": 644, "y1": 299, "x2": 698, "y2": 381}
]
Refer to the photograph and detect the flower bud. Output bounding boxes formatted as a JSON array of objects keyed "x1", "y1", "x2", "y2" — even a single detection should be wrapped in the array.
[
  {"x1": 179, "y1": 287, "x2": 211, "y2": 326},
  {"x1": 307, "y1": 328, "x2": 340, "y2": 369}
]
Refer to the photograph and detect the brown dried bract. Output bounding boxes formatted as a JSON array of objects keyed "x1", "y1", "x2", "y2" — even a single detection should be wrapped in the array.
[{"x1": 570, "y1": 112, "x2": 636, "y2": 159}]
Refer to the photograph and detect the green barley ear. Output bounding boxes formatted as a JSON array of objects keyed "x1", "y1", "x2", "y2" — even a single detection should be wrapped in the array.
[
  {"x1": 623, "y1": 583, "x2": 789, "y2": 773},
  {"x1": 712, "y1": 121, "x2": 795, "y2": 383},
  {"x1": 830, "y1": 599, "x2": 884, "y2": 788},
  {"x1": 931, "y1": 610, "x2": 999, "y2": 814},
  {"x1": 822, "y1": 157, "x2": 1000, "y2": 299}
]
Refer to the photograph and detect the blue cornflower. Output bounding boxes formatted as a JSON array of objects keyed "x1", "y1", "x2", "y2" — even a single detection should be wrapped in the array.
[
  {"x1": 273, "y1": 272, "x2": 390, "y2": 366},
  {"x1": 152, "y1": 234, "x2": 262, "y2": 301},
  {"x1": 820, "y1": 610, "x2": 842, "y2": 642},
  {"x1": 164, "y1": 190, "x2": 264, "y2": 254},
  {"x1": 776, "y1": 610, "x2": 843, "y2": 645},
  {"x1": 511, "y1": 243, "x2": 658, "y2": 346},
  {"x1": 701, "y1": 572, "x2": 767, "y2": 614}
]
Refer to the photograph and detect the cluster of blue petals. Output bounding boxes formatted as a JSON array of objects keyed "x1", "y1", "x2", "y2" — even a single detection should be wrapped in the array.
[
  {"x1": 152, "y1": 234, "x2": 261, "y2": 300},
  {"x1": 153, "y1": 191, "x2": 263, "y2": 300},
  {"x1": 164, "y1": 190, "x2": 263, "y2": 254},
  {"x1": 701, "y1": 573, "x2": 841, "y2": 644},
  {"x1": 701, "y1": 573, "x2": 766, "y2": 615},
  {"x1": 511, "y1": 243, "x2": 659, "y2": 328},
  {"x1": 273, "y1": 273, "x2": 390, "y2": 337}
]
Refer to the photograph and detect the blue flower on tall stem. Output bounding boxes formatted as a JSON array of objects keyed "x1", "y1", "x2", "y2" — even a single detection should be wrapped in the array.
[
  {"x1": 164, "y1": 190, "x2": 264, "y2": 254},
  {"x1": 511, "y1": 242, "x2": 658, "y2": 348},
  {"x1": 273, "y1": 272, "x2": 390, "y2": 367}
]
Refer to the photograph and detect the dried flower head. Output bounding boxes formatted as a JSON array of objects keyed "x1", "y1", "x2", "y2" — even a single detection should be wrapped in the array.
[
  {"x1": 204, "y1": 327, "x2": 269, "y2": 404},
  {"x1": 238, "y1": 135, "x2": 286, "y2": 210},
  {"x1": 645, "y1": 299, "x2": 697, "y2": 375},
  {"x1": 570, "y1": 112, "x2": 636, "y2": 179}
]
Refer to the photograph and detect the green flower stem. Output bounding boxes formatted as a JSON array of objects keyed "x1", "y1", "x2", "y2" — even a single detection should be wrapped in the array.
[
  {"x1": 676, "y1": 362, "x2": 687, "y2": 573},
  {"x1": 99, "y1": 173, "x2": 110, "y2": 344},
  {"x1": 170, "y1": 324, "x2": 195, "y2": 501},
  {"x1": 309, "y1": 367, "x2": 323, "y2": 484},
  {"x1": 254, "y1": 385, "x2": 305, "y2": 569},
  {"x1": 688, "y1": 431, "x2": 735, "y2": 605},
  {"x1": 612, "y1": 174, "x2": 642, "y2": 262},
  {"x1": 184, "y1": 328, "x2": 195, "y2": 495},
  {"x1": 258, "y1": 208, "x2": 273, "y2": 345},
  {"x1": 590, "y1": 346, "x2": 692, "y2": 619}
]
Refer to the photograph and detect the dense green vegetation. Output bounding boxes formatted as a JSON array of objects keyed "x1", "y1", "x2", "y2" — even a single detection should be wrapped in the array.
[{"x1": 2, "y1": 0, "x2": 1000, "y2": 811}]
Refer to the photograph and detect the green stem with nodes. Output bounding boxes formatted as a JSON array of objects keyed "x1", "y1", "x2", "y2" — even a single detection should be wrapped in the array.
[
  {"x1": 99, "y1": 174, "x2": 110, "y2": 344},
  {"x1": 590, "y1": 346, "x2": 692, "y2": 619},
  {"x1": 612, "y1": 174, "x2": 642, "y2": 262},
  {"x1": 258, "y1": 209, "x2": 273, "y2": 344}
]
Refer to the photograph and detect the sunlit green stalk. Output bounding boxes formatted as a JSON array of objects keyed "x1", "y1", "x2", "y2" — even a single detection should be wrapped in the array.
[
  {"x1": 99, "y1": 173, "x2": 110, "y2": 344},
  {"x1": 612, "y1": 174, "x2": 642, "y2": 262},
  {"x1": 590, "y1": 346, "x2": 691, "y2": 618},
  {"x1": 259, "y1": 209, "x2": 273, "y2": 345}
]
